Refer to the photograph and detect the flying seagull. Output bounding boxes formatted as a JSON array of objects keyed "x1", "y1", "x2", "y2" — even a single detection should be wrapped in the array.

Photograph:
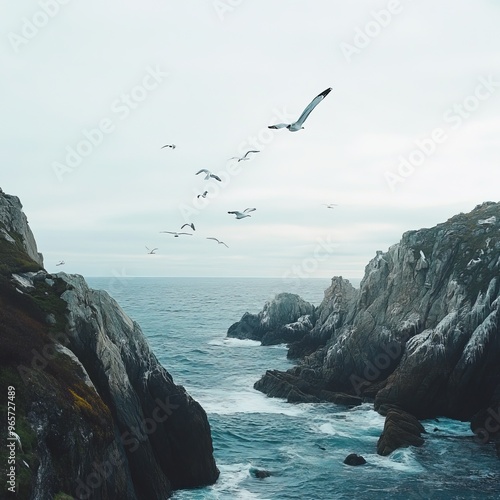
[
  {"x1": 196, "y1": 169, "x2": 222, "y2": 181},
  {"x1": 197, "y1": 191, "x2": 208, "y2": 199},
  {"x1": 161, "y1": 144, "x2": 176, "y2": 149},
  {"x1": 322, "y1": 203, "x2": 338, "y2": 209},
  {"x1": 9, "y1": 431, "x2": 23, "y2": 452},
  {"x1": 160, "y1": 231, "x2": 193, "y2": 237},
  {"x1": 207, "y1": 237, "x2": 229, "y2": 248},
  {"x1": 229, "y1": 150, "x2": 260, "y2": 162},
  {"x1": 145, "y1": 246, "x2": 158, "y2": 254},
  {"x1": 181, "y1": 223, "x2": 196, "y2": 231},
  {"x1": 268, "y1": 87, "x2": 332, "y2": 131},
  {"x1": 56, "y1": 260, "x2": 65, "y2": 266},
  {"x1": 228, "y1": 208, "x2": 256, "y2": 219}
]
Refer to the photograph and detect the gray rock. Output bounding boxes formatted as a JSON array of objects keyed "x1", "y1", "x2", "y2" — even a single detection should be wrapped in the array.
[{"x1": 227, "y1": 292, "x2": 315, "y2": 343}]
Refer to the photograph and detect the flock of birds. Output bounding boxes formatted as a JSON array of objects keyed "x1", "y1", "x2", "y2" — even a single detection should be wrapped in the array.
[{"x1": 55, "y1": 87, "x2": 335, "y2": 266}]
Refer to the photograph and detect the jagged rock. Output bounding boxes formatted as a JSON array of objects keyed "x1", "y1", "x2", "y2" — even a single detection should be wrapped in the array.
[
  {"x1": 0, "y1": 190, "x2": 219, "y2": 499},
  {"x1": 250, "y1": 468, "x2": 271, "y2": 479},
  {"x1": 343, "y1": 453, "x2": 366, "y2": 466},
  {"x1": 0, "y1": 192, "x2": 43, "y2": 265},
  {"x1": 377, "y1": 407, "x2": 425, "y2": 456},
  {"x1": 227, "y1": 292, "x2": 315, "y2": 343},
  {"x1": 252, "y1": 201, "x2": 500, "y2": 423}
]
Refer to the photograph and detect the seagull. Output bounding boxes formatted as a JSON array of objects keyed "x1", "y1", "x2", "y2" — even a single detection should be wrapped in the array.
[
  {"x1": 229, "y1": 150, "x2": 260, "y2": 162},
  {"x1": 419, "y1": 250, "x2": 427, "y2": 263},
  {"x1": 56, "y1": 260, "x2": 65, "y2": 266},
  {"x1": 181, "y1": 223, "x2": 196, "y2": 231},
  {"x1": 159, "y1": 231, "x2": 193, "y2": 237},
  {"x1": 196, "y1": 169, "x2": 221, "y2": 181},
  {"x1": 228, "y1": 208, "x2": 256, "y2": 219},
  {"x1": 268, "y1": 87, "x2": 332, "y2": 131},
  {"x1": 161, "y1": 144, "x2": 176, "y2": 149},
  {"x1": 323, "y1": 203, "x2": 338, "y2": 209},
  {"x1": 197, "y1": 191, "x2": 208, "y2": 199},
  {"x1": 207, "y1": 237, "x2": 229, "y2": 248},
  {"x1": 145, "y1": 246, "x2": 158, "y2": 254}
]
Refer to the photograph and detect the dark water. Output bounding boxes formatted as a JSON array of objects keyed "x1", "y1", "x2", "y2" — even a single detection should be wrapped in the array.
[{"x1": 86, "y1": 277, "x2": 500, "y2": 499}]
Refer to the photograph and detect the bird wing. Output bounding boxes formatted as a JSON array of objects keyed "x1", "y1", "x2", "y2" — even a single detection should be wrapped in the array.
[
  {"x1": 178, "y1": 232, "x2": 193, "y2": 236},
  {"x1": 196, "y1": 169, "x2": 209, "y2": 175},
  {"x1": 211, "y1": 174, "x2": 222, "y2": 181},
  {"x1": 294, "y1": 87, "x2": 332, "y2": 127},
  {"x1": 228, "y1": 156, "x2": 241, "y2": 160},
  {"x1": 221, "y1": 241, "x2": 229, "y2": 248},
  {"x1": 160, "y1": 231, "x2": 176, "y2": 234},
  {"x1": 268, "y1": 123, "x2": 289, "y2": 129},
  {"x1": 207, "y1": 237, "x2": 219, "y2": 242},
  {"x1": 243, "y1": 208, "x2": 256, "y2": 213},
  {"x1": 243, "y1": 150, "x2": 260, "y2": 158},
  {"x1": 181, "y1": 224, "x2": 191, "y2": 230},
  {"x1": 228, "y1": 211, "x2": 243, "y2": 217}
]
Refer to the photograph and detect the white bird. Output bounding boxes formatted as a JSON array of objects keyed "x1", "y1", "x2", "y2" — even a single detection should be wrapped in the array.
[
  {"x1": 197, "y1": 191, "x2": 208, "y2": 199},
  {"x1": 159, "y1": 231, "x2": 192, "y2": 237},
  {"x1": 196, "y1": 169, "x2": 221, "y2": 181},
  {"x1": 268, "y1": 87, "x2": 332, "y2": 131},
  {"x1": 161, "y1": 144, "x2": 176, "y2": 149},
  {"x1": 56, "y1": 260, "x2": 65, "y2": 266},
  {"x1": 419, "y1": 250, "x2": 427, "y2": 263},
  {"x1": 228, "y1": 208, "x2": 256, "y2": 219},
  {"x1": 207, "y1": 237, "x2": 229, "y2": 248},
  {"x1": 323, "y1": 203, "x2": 338, "y2": 209},
  {"x1": 145, "y1": 246, "x2": 158, "y2": 254},
  {"x1": 229, "y1": 150, "x2": 260, "y2": 162},
  {"x1": 181, "y1": 223, "x2": 196, "y2": 231}
]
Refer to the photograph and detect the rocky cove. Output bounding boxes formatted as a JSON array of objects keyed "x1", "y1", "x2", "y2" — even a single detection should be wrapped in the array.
[
  {"x1": 228, "y1": 201, "x2": 500, "y2": 458},
  {"x1": 0, "y1": 191, "x2": 219, "y2": 499}
]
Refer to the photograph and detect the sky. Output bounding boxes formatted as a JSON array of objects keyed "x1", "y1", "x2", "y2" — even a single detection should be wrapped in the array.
[{"x1": 2, "y1": 0, "x2": 500, "y2": 280}]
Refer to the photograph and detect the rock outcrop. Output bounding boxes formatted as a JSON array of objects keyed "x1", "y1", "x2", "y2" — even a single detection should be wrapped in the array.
[
  {"x1": 0, "y1": 190, "x2": 219, "y2": 499},
  {"x1": 227, "y1": 292, "x2": 315, "y2": 345},
  {"x1": 244, "y1": 202, "x2": 500, "y2": 452}
]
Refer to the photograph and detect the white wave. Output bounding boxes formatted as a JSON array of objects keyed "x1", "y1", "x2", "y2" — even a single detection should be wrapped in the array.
[
  {"x1": 364, "y1": 448, "x2": 424, "y2": 473},
  {"x1": 195, "y1": 386, "x2": 306, "y2": 417},
  {"x1": 208, "y1": 337, "x2": 262, "y2": 347}
]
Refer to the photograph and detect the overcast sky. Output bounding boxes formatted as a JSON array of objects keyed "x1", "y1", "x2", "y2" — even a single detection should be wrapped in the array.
[{"x1": 2, "y1": 1, "x2": 499, "y2": 280}]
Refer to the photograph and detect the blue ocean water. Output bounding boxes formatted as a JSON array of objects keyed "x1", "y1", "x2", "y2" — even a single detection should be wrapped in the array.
[{"x1": 86, "y1": 277, "x2": 500, "y2": 500}]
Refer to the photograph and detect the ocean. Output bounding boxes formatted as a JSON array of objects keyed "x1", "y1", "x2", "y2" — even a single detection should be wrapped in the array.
[{"x1": 86, "y1": 277, "x2": 500, "y2": 500}]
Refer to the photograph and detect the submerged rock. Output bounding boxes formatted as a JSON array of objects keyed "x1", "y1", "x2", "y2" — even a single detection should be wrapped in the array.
[
  {"x1": 343, "y1": 453, "x2": 366, "y2": 466},
  {"x1": 377, "y1": 407, "x2": 425, "y2": 456}
]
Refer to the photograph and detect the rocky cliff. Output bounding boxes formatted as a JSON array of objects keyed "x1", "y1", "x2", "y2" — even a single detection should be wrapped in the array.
[
  {"x1": 0, "y1": 192, "x2": 219, "y2": 498},
  {"x1": 230, "y1": 202, "x2": 500, "y2": 450}
]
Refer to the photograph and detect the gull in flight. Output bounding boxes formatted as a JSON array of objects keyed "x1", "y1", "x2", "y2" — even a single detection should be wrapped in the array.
[
  {"x1": 181, "y1": 223, "x2": 196, "y2": 231},
  {"x1": 196, "y1": 169, "x2": 222, "y2": 181},
  {"x1": 228, "y1": 208, "x2": 256, "y2": 219},
  {"x1": 145, "y1": 246, "x2": 158, "y2": 254},
  {"x1": 9, "y1": 431, "x2": 23, "y2": 452},
  {"x1": 56, "y1": 260, "x2": 65, "y2": 266},
  {"x1": 161, "y1": 144, "x2": 176, "y2": 149},
  {"x1": 229, "y1": 150, "x2": 260, "y2": 162},
  {"x1": 160, "y1": 231, "x2": 192, "y2": 237},
  {"x1": 323, "y1": 203, "x2": 338, "y2": 209},
  {"x1": 268, "y1": 87, "x2": 332, "y2": 131},
  {"x1": 197, "y1": 191, "x2": 208, "y2": 199},
  {"x1": 207, "y1": 237, "x2": 229, "y2": 248}
]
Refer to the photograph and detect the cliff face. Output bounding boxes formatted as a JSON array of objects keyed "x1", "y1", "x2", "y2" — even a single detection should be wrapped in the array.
[
  {"x1": 242, "y1": 202, "x2": 500, "y2": 426},
  {"x1": 0, "y1": 191, "x2": 218, "y2": 499}
]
